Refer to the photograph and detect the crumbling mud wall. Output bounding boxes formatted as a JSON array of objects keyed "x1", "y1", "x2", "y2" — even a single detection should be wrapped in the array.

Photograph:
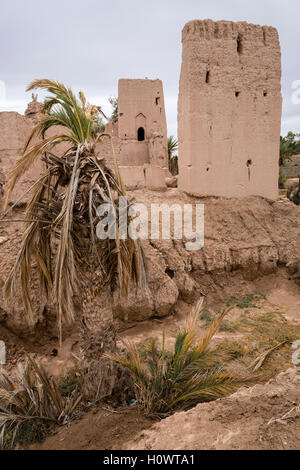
[
  {"x1": 0, "y1": 100, "x2": 73, "y2": 207},
  {"x1": 0, "y1": 111, "x2": 43, "y2": 205},
  {"x1": 1, "y1": 192, "x2": 300, "y2": 337},
  {"x1": 178, "y1": 20, "x2": 282, "y2": 199},
  {"x1": 98, "y1": 119, "x2": 122, "y2": 168}
]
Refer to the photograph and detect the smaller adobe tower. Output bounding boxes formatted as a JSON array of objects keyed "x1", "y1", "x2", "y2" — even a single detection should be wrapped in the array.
[
  {"x1": 118, "y1": 79, "x2": 168, "y2": 169},
  {"x1": 178, "y1": 19, "x2": 282, "y2": 199}
]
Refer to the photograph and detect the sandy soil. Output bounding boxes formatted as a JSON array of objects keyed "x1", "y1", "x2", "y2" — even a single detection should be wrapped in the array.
[
  {"x1": 29, "y1": 406, "x2": 153, "y2": 450},
  {"x1": 27, "y1": 282, "x2": 300, "y2": 451},
  {"x1": 1, "y1": 191, "x2": 300, "y2": 450},
  {"x1": 125, "y1": 368, "x2": 300, "y2": 451},
  {"x1": 2, "y1": 268, "x2": 298, "y2": 378}
]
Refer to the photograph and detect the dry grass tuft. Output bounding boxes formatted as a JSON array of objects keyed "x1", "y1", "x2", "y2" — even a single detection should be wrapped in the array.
[{"x1": 0, "y1": 357, "x2": 82, "y2": 449}]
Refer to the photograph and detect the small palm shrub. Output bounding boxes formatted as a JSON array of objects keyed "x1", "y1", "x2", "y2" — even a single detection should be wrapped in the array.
[
  {"x1": 0, "y1": 357, "x2": 82, "y2": 448},
  {"x1": 107, "y1": 299, "x2": 250, "y2": 417}
]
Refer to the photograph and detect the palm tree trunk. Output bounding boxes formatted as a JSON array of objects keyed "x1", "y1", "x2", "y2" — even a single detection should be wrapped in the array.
[{"x1": 79, "y1": 283, "x2": 133, "y2": 404}]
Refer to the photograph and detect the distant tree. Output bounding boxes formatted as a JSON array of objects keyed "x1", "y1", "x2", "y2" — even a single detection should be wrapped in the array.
[
  {"x1": 280, "y1": 132, "x2": 300, "y2": 165},
  {"x1": 280, "y1": 136, "x2": 293, "y2": 165},
  {"x1": 93, "y1": 115, "x2": 106, "y2": 133},
  {"x1": 108, "y1": 96, "x2": 118, "y2": 120}
]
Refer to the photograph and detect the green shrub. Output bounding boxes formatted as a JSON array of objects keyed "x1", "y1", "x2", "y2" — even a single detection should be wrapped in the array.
[
  {"x1": 278, "y1": 172, "x2": 287, "y2": 189},
  {"x1": 226, "y1": 291, "x2": 266, "y2": 309},
  {"x1": 199, "y1": 308, "x2": 215, "y2": 325}
]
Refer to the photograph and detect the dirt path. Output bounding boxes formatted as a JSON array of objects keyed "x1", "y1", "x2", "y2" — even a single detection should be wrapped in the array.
[
  {"x1": 29, "y1": 368, "x2": 300, "y2": 451},
  {"x1": 125, "y1": 368, "x2": 300, "y2": 451},
  {"x1": 29, "y1": 406, "x2": 153, "y2": 450}
]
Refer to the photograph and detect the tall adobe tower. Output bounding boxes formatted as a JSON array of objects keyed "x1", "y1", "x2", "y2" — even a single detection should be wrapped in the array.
[{"x1": 178, "y1": 20, "x2": 282, "y2": 199}]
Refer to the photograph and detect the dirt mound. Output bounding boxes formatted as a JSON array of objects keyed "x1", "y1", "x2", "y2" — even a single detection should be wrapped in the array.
[
  {"x1": 125, "y1": 368, "x2": 300, "y2": 450},
  {"x1": 1, "y1": 190, "x2": 300, "y2": 339}
]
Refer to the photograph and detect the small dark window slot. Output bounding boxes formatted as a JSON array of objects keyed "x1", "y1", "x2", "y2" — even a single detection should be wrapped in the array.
[
  {"x1": 263, "y1": 30, "x2": 267, "y2": 45},
  {"x1": 205, "y1": 71, "x2": 210, "y2": 84},
  {"x1": 237, "y1": 34, "x2": 243, "y2": 54},
  {"x1": 137, "y1": 127, "x2": 145, "y2": 141}
]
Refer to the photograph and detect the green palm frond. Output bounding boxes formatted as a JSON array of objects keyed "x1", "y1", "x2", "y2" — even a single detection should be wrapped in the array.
[
  {"x1": 167, "y1": 136, "x2": 178, "y2": 158},
  {"x1": 195, "y1": 305, "x2": 233, "y2": 354},
  {"x1": 27, "y1": 79, "x2": 89, "y2": 143}
]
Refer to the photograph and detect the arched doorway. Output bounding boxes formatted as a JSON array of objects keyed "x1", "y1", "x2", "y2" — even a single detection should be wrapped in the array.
[{"x1": 137, "y1": 127, "x2": 145, "y2": 141}]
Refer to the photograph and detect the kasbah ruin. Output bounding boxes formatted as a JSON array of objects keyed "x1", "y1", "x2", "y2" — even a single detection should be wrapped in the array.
[{"x1": 0, "y1": 14, "x2": 299, "y2": 454}]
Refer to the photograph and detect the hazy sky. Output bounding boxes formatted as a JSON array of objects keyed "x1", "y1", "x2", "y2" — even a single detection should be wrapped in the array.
[{"x1": 0, "y1": 0, "x2": 299, "y2": 136}]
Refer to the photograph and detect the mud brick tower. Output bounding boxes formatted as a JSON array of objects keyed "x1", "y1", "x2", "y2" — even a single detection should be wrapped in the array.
[{"x1": 178, "y1": 19, "x2": 282, "y2": 198}]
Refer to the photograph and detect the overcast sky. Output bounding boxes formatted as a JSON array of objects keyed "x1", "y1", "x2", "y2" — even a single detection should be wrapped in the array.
[{"x1": 0, "y1": 0, "x2": 299, "y2": 137}]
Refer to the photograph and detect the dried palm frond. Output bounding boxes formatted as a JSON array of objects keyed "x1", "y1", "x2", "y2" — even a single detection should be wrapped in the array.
[
  {"x1": 106, "y1": 300, "x2": 252, "y2": 417},
  {"x1": 248, "y1": 340, "x2": 288, "y2": 372},
  {"x1": 2, "y1": 135, "x2": 73, "y2": 211},
  {"x1": 0, "y1": 357, "x2": 82, "y2": 448},
  {"x1": 1, "y1": 79, "x2": 147, "y2": 341}
]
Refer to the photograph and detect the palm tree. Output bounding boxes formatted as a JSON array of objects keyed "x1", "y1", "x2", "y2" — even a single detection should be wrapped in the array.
[
  {"x1": 167, "y1": 136, "x2": 178, "y2": 159},
  {"x1": 167, "y1": 136, "x2": 178, "y2": 176},
  {"x1": 1, "y1": 79, "x2": 146, "y2": 400}
]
